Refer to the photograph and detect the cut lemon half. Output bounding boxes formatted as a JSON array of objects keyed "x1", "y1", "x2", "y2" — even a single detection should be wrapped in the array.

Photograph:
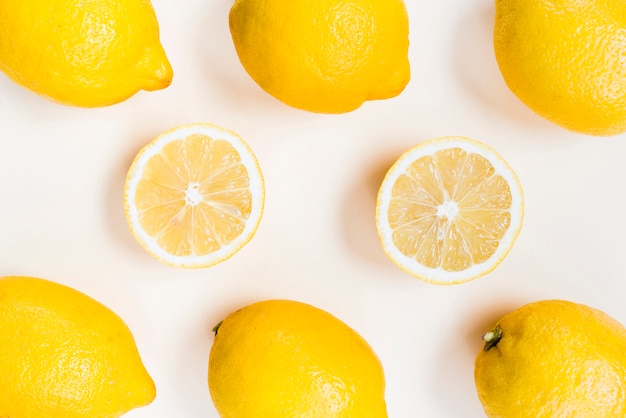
[
  {"x1": 375, "y1": 136, "x2": 523, "y2": 284},
  {"x1": 124, "y1": 123, "x2": 265, "y2": 268}
]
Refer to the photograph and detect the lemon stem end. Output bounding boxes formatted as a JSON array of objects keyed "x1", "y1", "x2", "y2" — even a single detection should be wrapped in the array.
[{"x1": 482, "y1": 325, "x2": 503, "y2": 351}]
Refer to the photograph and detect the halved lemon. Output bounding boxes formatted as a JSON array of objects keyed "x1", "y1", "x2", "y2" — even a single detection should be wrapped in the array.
[
  {"x1": 375, "y1": 136, "x2": 523, "y2": 284},
  {"x1": 124, "y1": 123, "x2": 265, "y2": 268}
]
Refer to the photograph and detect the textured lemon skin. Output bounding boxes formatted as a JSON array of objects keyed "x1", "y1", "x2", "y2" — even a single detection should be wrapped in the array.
[
  {"x1": 475, "y1": 300, "x2": 626, "y2": 417},
  {"x1": 229, "y1": 0, "x2": 410, "y2": 113},
  {"x1": 208, "y1": 299, "x2": 387, "y2": 417},
  {"x1": 0, "y1": 276, "x2": 156, "y2": 417},
  {"x1": 494, "y1": 0, "x2": 626, "y2": 136},
  {"x1": 0, "y1": 0, "x2": 172, "y2": 107}
]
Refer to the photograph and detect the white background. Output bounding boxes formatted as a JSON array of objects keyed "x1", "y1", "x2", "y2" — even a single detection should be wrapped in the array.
[{"x1": 1, "y1": 0, "x2": 626, "y2": 416}]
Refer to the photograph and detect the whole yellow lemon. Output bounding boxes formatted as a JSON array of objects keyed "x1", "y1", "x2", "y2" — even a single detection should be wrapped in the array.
[
  {"x1": 208, "y1": 299, "x2": 387, "y2": 417},
  {"x1": 0, "y1": 276, "x2": 156, "y2": 417},
  {"x1": 494, "y1": 0, "x2": 626, "y2": 136},
  {"x1": 229, "y1": 0, "x2": 410, "y2": 113},
  {"x1": 0, "y1": 0, "x2": 172, "y2": 107},
  {"x1": 475, "y1": 299, "x2": 626, "y2": 417}
]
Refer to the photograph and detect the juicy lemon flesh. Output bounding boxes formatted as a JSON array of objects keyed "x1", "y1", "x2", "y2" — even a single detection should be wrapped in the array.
[
  {"x1": 135, "y1": 133, "x2": 253, "y2": 258},
  {"x1": 388, "y1": 147, "x2": 512, "y2": 272},
  {"x1": 229, "y1": 0, "x2": 410, "y2": 113}
]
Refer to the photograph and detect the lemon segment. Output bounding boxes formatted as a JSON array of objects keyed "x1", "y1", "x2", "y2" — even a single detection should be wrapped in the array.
[
  {"x1": 376, "y1": 137, "x2": 524, "y2": 284},
  {"x1": 124, "y1": 123, "x2": 265, "y2": 269}
]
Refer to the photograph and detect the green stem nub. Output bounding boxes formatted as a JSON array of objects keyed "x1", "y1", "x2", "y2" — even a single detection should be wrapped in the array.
[
  {"x1": 482, "y1": 325, "x2": 503, "y2": 351},
  {"x1": 212, "y1": 321, "x2": 223, "y2": 335}
]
